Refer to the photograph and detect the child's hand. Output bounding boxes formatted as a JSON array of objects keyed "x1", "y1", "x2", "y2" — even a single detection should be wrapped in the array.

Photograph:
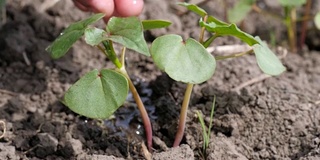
[{"x1": 73, "y1": 0, "x2": 144, "y2": 22}]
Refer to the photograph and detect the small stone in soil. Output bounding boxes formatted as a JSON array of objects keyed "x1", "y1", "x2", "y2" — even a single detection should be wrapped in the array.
[{"x1": 35, "y1": 133, "x2": 58, "y2": 158}]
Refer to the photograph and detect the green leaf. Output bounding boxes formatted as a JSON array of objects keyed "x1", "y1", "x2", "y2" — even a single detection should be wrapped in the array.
[
  {"x1": 177, "y1": 2, "x2": 207, "y2": 17},
  {"x1": 84, "y1": 27, "x2": 108, "y2": 46},
  {"x1": 63, "y1": 69, "x2": 129, "y2": 119},
  {"x1": 314, "y1": 12, "x2": 320, "y2": 30},
  {"x1": 228, "y1": 0, "x2": 255, "y2": 23},
  {"x1": 46, "y1": 13, "x2": 105, "y2": 59},
  {"x1": 207, "y1": 16, "x2": 229, "y2": 26},
  {"x1": 253, "y1": 37, "x2": 286, "y2": 75},
  {"x1": 278, "y1": 0, "x2": 306, "y2": 6},
  {"x1": 200, "y1": 20, "x2": 259, "y2": 46},
  {"x1": 151, "y1": 34, "x2": 216, "y2": 84},
  {"x1": 142, "y1": 20, "x2": 172, "y2": 30},
  {"x1": 106, "y1": 17, "x2": 150, "y2": 56}
]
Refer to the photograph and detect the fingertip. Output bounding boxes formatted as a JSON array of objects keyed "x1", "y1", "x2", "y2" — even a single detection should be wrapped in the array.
[
  {"x1": 115, "y1": 0, "x2": 144, "y2": 17},
  {"x1": 87, "y1": 0, "x2": 115, "y2": 18}
]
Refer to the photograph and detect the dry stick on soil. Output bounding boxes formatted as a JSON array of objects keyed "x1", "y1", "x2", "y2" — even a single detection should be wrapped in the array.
[
  {"x1": 0, "y1": 89, "x2": 17, "y2": 96},
  {"x1": 231, "y1": 74, "x2": 271, "y2": 92},
  {"x1": 22, "y1": 51, "x2": 31, "y2": 66},
  {"x1": 0, "y1": 120, "x2": 6, "y2": 139}
]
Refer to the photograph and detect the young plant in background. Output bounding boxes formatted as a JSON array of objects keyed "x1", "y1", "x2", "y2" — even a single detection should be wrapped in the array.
[
  {"x1": 315, "y1": 11, "x2": 320, "y2": 30},
  {"x1": 152, "y1": 2, "x2": 285, "y2": 147},
  {"x1": 46, "y1": 13, "x2": 171, "y2": 151},
  {"x1": 227, "y1": 0, "x2": 320, "y2": 52},
  {"x1": 196, "y1": 96, "x2": 216, "y2": 159}
]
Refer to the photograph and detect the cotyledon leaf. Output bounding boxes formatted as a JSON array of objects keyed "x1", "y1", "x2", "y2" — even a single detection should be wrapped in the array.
[
  {"x1": 151, "y1": 34, "x2": 216, "y2": 84},
  {"x1": 253, "y1": 37, "x2": 286, "y2": 76},
  {"x1": 63, "y1": 69, "x2": 129, "y2": 119}
]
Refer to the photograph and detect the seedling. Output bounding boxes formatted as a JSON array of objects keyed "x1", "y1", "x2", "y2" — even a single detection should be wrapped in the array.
[
  {"x1": 158, "y1": 2, "x2": 285, "y2": 147},
  {"x1": 196, "y1": 96, "x2": 216, "y2": 159},
  {"x1": 227, "y1": 0, "x2": 320, "y2": 52},
  {"x1": 47, "y1": 2, "x2": 285, "y2": 152},
  {"x1": 47, "y1": 13, "x2": 171, "y2": 151}
]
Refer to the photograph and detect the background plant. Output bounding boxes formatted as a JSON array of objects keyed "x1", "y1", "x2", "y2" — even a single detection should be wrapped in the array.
[{"x1": 227, "y1": 0, "x2": 319, "y2": 52}]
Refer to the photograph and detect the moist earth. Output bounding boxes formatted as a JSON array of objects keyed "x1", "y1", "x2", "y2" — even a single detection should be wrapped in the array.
[{"x1": 0, "y1": 0, "x2": 320, "y2": 159}]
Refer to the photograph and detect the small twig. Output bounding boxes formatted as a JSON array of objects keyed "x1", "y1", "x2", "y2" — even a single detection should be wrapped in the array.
[
  {"x1": 22, "y1": 52, "x2": 31, "y2": 66},
  {"x1": 215, "y1": 49, "x2": 253, "y2": 61},
  {"x1": 231, "y1": 74, "x2": 271, "y2": 92},
  {"x1": 0, "y1": 89, "x2": 17, "y2": 96},
  {"x1": 207, "y1": 44, "x2": 252, "y2": 55},
  {"x1": 23, "y1": 144, "x2": 39, "y2": 154},
  {"x1": 141, "y1": 142, "x2": 152, "y2": 160},
  {"x1": 0, "y1": 120, "x2": 6, "y2": 139}
]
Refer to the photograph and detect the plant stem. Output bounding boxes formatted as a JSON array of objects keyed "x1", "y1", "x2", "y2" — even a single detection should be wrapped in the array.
[
  {"x1": 215, "y1": 49, "x2": 253, "y2": 61},
  {"x1": 100, "y1": 44, "x2": 153, "y2": 151},
  {"x1": 120, "y1": 68, "x2": 153, "y2": 151},
  {"x1": 285, "y1": 6, "x2": 297, "y2": 53},
  {"x1": 117, "y1": 48, "x2": 153, "y2": 151},
  {"x1": 173, "y1": 83, "x2": 194, "y2": 147},
  {"x1": 299, "y1": 0, "x2": 312, "y2": 51},
  {"x1": 102, "y1": 41, "x2": 122, "y2": 68}
]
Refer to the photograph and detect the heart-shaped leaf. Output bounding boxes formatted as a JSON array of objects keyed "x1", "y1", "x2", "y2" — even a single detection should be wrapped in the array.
[
  {"x1": 63, "y1": 69, "x2": 129, "y2": 119},
  {"x1": 253, "y1": 37, "x2": 286, "y2": 75},
  {"x1": 151, "y1": 34, "x2": 216, "y2": 84},
  {"x1": 46, "y1": 13, "x2": 105, "y2": 59},
  {"x1": 142, "y1": 20, "x2": 172, "y2": 30},
  {"x1": 106, "y1": 17, "x2": 150, "y2": 56}
]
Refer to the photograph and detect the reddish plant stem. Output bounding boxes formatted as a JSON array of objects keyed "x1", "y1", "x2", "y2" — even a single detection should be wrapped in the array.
[
  {"x1": 299, "y1": 0, "x2": 312, "y2": 51},
  {"x1": 122, "y1": 70, "x2": 153, "y2": 151},
  {"x1": 101, "y1": 44, "x2": 152, "y2": 151}
]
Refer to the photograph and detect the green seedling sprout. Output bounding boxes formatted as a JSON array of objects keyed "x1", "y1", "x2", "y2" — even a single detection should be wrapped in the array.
[
  {"x1": 46, "y1": 13, "x2": 171, "y2": 151},
  {"x1": 227, "y1": 0, "x2": 320, "y2": 52},
  {"x1": 47, "y1": 2, "x2": 285, "y2": 152},
  {"x1": 151, "y1": 2, "x2": 285, "y2": 147},
  {"x1": 196, "y1": 95, "x2": 216, "y2": 159}
]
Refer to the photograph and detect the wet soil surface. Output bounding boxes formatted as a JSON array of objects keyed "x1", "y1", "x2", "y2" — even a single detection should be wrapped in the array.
[{"x1": 0, "y1": 0, "x2": 320, "y2": 159}]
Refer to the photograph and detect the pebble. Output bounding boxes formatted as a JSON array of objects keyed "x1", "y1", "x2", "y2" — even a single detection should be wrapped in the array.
[{"x1": 31, "y1": 94, "x2": 40, "y2": 101}]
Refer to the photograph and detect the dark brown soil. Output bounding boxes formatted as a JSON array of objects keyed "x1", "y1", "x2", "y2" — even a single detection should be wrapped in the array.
[{"x1": 0, "y1": 0, "x2": 320, "y2": 159}]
